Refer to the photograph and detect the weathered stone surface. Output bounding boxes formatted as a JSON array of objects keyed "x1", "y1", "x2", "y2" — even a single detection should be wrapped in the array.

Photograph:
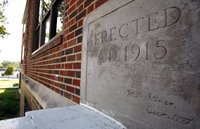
[
  {"x1": 0, "y1": 117, "x2": 36, "y2": 129},
  {"x1": 21, "y1": 76, "x2": 75, "y2": 108},
  {"x1": 81, "y1": 0, "x2": 200, "y2": 128},
  {"x1": 0, "y1": 105, "x2": 124, "y2": 129}
]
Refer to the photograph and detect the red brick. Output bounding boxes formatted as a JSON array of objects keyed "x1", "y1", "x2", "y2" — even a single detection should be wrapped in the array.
[
  {"x1": 50, "y1": 75, "x2": 54, "y2": 79},
  {"x1": 73, "y1": 79, "x2": 80, "y2": 86},
  {"x1": 58, "y1": 77, "x2": 64, "y2": 82},
  {"x1": 69, "y1": 0, "x2": 77, "y2": 6},
  {"x1": 67, "y1": 18, "x2": 75, "y2": 27},
  {"x1": 73, "y1": 63, "x2": 81, "y2": 69},
  {"x1": 78, "y1": 4, "x2": 84, "y2": 13},
  {"x1": 77, "y1": 0, "x2": 84, "y2": 6},
  {"x1": 76, "y1": 53, "x2": 82, "y2": 60},
  {"x1": 76, "y1": 10, "x2": 86, "y2": 21},
  {"x1": 54, "y1": 88, "x2": 61, "y2": 94},
  {"x1": 84, "y1": 0, "x2": 94, "y2": 8},
  {"x1": 60, "y1": 84, "x2": 65, "y2": 89},
  {"x1": 64, "y1": 92, "x2": 72, "y2": 99},
  {"x1": 87, "y1": 3, "x2": 94, "y2": 14},
  {"x1": 66, "y1": 86, "x2": 74, "y2": 93},
  {"x1": 67, "y1": 55, "x2": 76, "y2": 61},
  {"x1": 61, "y1": 64, "x2": 65, "y2": 69},
  {"x1": 68, "y1": 4, "x2": 76, "y2": 15},
  {"x1": 60, "y1": 70, "x2": 67, "y2": 76},
  {"x1": 65, "y1": 63, "x2": 73, "y2": 69},
  {"x1": 56, "y1": 64, "x2": 60, "y2": 69},
  {"x1": 78, "y1": 19, "x2": 83, "y2": 27},
  {"x1": 95, "y1": 0, "x2": 108, "y2": 8},
  {"x1": 66, "y1": 32, "x2": 75, "y2": 40},
  {"x1": 74, "y1": 45, "x2": 82, "y2": 52},
  {"x1": 50, "y1": 86, "x2": 55, "y2": 91},
  {"x1": 64, "y1": 29, "x2": 68, "y2": 36},
  {"x1": 67, "y1": 39, "x2": 76, "y2": 47},
  {"x1": 72, "y1": 95, "x2": 80, "y2": 104},
  {"x1": 55, "y1": 83, "x2": 60, "y2": 88},
  {"x1": 67, "y1": 71, "x2": 75, "y2": 77},
  {"x1": 62, "y1": 43, "x2": 66, "y2": 48}
]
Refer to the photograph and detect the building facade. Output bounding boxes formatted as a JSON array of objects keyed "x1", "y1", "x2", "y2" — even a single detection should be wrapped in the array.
[
  {"x1": 20, "y1": 0, "x2": 200, "y2": 128},
  {"x1": 20, "y1": 0, "x2": 108, "y2": 114}
]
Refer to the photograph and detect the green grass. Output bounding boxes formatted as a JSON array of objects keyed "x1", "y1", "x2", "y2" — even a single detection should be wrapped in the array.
[
  {"x1": 0, "y1": 88, "x2": 20, "y2": 120},
  {"x1": 0, "y1": 79, "x2": 19, "y2": 88}
]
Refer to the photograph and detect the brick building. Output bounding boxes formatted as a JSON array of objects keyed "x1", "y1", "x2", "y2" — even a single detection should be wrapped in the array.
[
  {"x1": 18, "y1": 0, "x2": 200, "y2": 128},
  {"x1": 20, "y1": 0, "x2": 109, "y2": 113}
]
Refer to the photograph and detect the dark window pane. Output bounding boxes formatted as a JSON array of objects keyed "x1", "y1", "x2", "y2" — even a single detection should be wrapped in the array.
[
  {"x1": 36, "y1": 29, "x2": 39, "y2": 48},
  {"x1": 33, "y1": 29, "x2": 40, "y2": 51}
]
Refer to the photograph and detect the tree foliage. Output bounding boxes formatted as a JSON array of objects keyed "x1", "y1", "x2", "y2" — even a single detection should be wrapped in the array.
[
  {"x1": 1, "y1": 61, "x2": 19, "y2": 69},
  {"x1": 0, "y1": 63, "x2": 3, "y2": 68},
  {"x1": 0, "y1": 0, "x2": 8, "y2": 38},
  {"x1": 4, "y1": 65, "x2": 14, "y2": 77}
]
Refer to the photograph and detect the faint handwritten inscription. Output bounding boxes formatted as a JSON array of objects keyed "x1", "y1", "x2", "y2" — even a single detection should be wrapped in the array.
[
  {"x1": 127, "y1": 90, "x2": 175, "y2": 107},
  {"x1": 146, "y1": 106, "x2": 193, "y2": 125},
  {"x1": 127, "y1": 89, "x2": 194, "y2": 125},
  {"x1": 127, "y1": 90, "x2": 142, "y2": 98},
  {"x1": 146, "y1": 93, "x2": 174, "y2": 106}
]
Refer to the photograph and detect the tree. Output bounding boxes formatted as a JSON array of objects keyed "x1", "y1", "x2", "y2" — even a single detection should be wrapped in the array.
[
  {"x1": 4, "y1": 65, "x2": 14, "y2": 79},
  {"x1": 0, "y1": 63, "x2": 3, "y2": 68},
  {"x1": 1, "y1": 60, "x2": 11, "y2": 68},
  {"x1": 0, "y1": 0, "x2": 8, "y2": 38},
  {"x1": 1, "y1": 61, "x2": 19, "y2": 69}
]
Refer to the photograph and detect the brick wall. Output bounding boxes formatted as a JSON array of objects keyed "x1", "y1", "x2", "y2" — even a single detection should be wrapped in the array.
[
  {"x1": 23, "y1": 0, "x2": 109, "y2": 104},
  {"x1": 23, "y1": 0, "x2": 36, "y2": 75}
]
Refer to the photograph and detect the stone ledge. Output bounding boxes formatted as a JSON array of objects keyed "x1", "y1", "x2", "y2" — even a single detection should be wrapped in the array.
[
  {"x1": 0, "y1": 105, "x2": 126, "y2": 129},
  {"x1": 21, "y1": 75, "x2": 75, "y2": 109}
]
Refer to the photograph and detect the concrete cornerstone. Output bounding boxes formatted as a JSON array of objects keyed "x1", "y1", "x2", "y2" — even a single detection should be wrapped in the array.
[{"x1": 81, "y1": 0, "x2": 200, "y2": 129}]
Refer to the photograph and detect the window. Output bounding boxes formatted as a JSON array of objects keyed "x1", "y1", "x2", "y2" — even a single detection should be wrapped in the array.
[
  {"x1": 32, "y1": 0, "x2": 65, "y2": 52},
  {"x1": 56, "y1": 1, "x2": 65, "y2": 33},
  {"x1": 44, "y1": 17, "x2": 50, "y2": 44}
]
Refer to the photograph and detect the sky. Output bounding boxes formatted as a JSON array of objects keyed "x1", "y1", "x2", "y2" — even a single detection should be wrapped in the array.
[{"x1": 0, "y1": 0, "x2": 26, "y2": 62}]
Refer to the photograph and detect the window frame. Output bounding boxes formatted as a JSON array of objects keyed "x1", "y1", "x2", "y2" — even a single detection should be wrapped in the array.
[{"x1": 32, "y1": 0, "x2": 65, "y2": 53}]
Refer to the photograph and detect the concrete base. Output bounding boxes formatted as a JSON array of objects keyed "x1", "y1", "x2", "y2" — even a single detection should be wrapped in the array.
[{"x1": 0, "y1": 105, "x2": 125, "y2": 129}]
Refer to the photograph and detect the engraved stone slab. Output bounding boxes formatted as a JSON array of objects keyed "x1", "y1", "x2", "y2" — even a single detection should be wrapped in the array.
[{"x1": 81, "y1": 0, "x2": 200, "y2": 129}]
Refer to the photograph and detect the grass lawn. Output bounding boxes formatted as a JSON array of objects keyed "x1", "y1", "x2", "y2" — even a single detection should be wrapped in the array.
[
  {"x1": 0, "y1": 79, "x2": 19, "y2": 88},
  {"x1": 0, "y1": 88, "x2": 20, "y2": 120}
]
